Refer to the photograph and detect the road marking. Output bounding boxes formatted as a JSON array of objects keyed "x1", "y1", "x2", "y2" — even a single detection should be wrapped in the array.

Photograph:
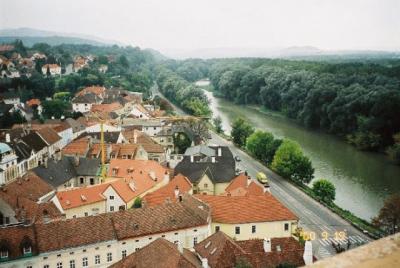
[
  {"x1": 349, "y1": 236, "x2": 358, "y2": 243},
  {"x1": 354, "y1": 235, "x2": 366, "y2": 243},
  {"x1": 319, "y1": 239, "x2": 330, "y2": 247}
]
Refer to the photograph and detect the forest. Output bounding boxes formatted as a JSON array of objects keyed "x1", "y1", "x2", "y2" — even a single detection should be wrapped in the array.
[{"x1": 164, "y1": 57, "x2": 400, "y2": 163}]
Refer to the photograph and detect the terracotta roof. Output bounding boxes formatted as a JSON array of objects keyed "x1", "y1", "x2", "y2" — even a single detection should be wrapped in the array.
[
  {"x1": 108, "y1": 159, "x2": 169, "y2": 183},
  {"x1": 0, "y1": 172, "x2": 62, "y2": 222},
  {"x1": 237, "y1": 238, "x2": 306, "y2": 268},
  {"x1": 194, "y1": 231, "x2": 247, "y2": 268},
  {"x1": 56, "y1": 184, "x2": 109, "y2": 210},
  {"x1": 62, "y1": 137, "x2": 90, "y2": 157},
  {"x1": 195, "y1": 194, "x2": 298, "y2": 224},
  {"x1": 224, "y1": 173, "x2": 265, "y2": 196},
  {"x1": 0, "y1": 224, "x2": 37, "y2": 261},
  {"x1": 122, "y1": 129, "x2": 165, "y2": 153},
  {"x1": 0, "y1": 44, "x2": 14, "y2": 52},
  {"x1": 76, "y1": 86, "x2": 106, "y2": 97},
  {"x1": 110, "y1": 238, "x2": 201, "y2": 268},
  {"x1": 52, "y1": 121, "x2": 71, "y2": 133},
  {"x1": 42, "y1": 64, "x2": 60, "y2": 69},
  {"x1": 36, "y1": 127, "x2": 61, "y2": 145},
  {"x1": 195, "y1": 231, "x2": 306, "y2": 268},
  {"x1": 144, "y1": 174, "x2": 193, "y2": 207},
  {"x1": 91, "y1": 102, "x2": 123, "y2": 113},
  {"x1": 26, "y1": 98, "x2": 41, "y2": 107},
  {"x1": 7, "y1": 195, "x2": 209, "y2": 253}
]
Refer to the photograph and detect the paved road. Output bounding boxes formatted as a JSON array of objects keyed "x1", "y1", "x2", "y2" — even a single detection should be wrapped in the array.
[{"x1": 152, "y1": 85, "x2": 372, "y2": 259}]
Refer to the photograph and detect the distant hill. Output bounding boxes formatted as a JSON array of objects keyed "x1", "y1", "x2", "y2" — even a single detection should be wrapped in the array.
[{"x1": 0, "y1": 27, "x2": 123, "y2": 47}]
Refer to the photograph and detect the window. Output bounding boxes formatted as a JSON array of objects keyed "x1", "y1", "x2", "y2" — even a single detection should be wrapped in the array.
[
  {"x1": 0, "y1": 250, "x2": 8, "y2": 259},
  {"x1": 57, "y1": 262, "x2": 63, "y2": 268},
  {"x1": 135, "y1": 248, "x2": 140, "y2": 252},
  {"x1": 110, "y1": 206, "x2": 114, "y2": 212},
  {"x1": 193, "y1": 237, "x2": 198, "y2": 245},
  {"x1": 215, "y1": 226, "x2": 220, "y2": 232},
  {"x1": 122, "y1": 250, "x2": 127, "y2": 258},
  {"x1": 235, "y1": 226, "x2": 240, "y2": 235},
  {"x1": 27, "y1": 266, "x2": 32, "y2": 268},
  {"x1": 109, "y1": 195, "x2": 114, "y2": 200},
  {"x1": 119, "y1": 205, "x2": 125, "y2": 211},
  {"x1": 107, "y1": 252, "x2": 112, "y2": 262},
  {"x1": 284, "y1": 223, "x2": 289, "y2": 231},
  {"x1": 204, "y1": 183, "x2": 208, "y2": 188},
  {"x1": 252, "y1": 225, "x2": 256, "y2": 234},
  {"x1": 23, "y1": 246, "x2": 32, "y2": 255},
  {"x1": 95, "y1": 255, "x2": 100, "y2": 264},
  {"x1": 84, "y1": 212, "x2": 88, "y2": 217},
  {"x1": 174, "y1": 241, "x2": 179, "y2": 244},
  {"x1": 80, "y1": 178, "x2": 84, "y2": 184},
  {"x1": 82, "y1": 257, "x2": 88, "y2": 267},
  {"x1": 43, "y1": 265, "x2": 49, "y2": 268},
  {"x1": 90, "y1": 178, "x2": 94, "y2": 185},
  {"x1": 69, "y1": 260, "x2": 75, "y2": 268}
]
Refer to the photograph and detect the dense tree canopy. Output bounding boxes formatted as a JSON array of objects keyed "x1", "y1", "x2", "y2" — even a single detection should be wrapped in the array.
[
  {"x1": 231, "y1": 117, "x2": 255, "y2": 147},
  {"x1": 312, "y1": 179, "x2": 336, "y2": 203},
  {"x1": 372, "y1": 194, "x2": 400, "y2": 235}
]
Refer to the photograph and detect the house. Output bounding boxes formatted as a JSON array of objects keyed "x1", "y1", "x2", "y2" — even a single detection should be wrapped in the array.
[
  {"x1": 78, "y1": 131, "x2": 124, "y2": 143},
  {"x1": 85, "y1": 123, "x2": 121, "y2": 133},
  {"x1": 73, "y1": 56, "x2": 88, "y2": 72},
  {"x1": 140, "y1": 119, "x2": 164, "y2": 137},
  {"x1": 72, "y1": 93, "x2": 101, "y2": 113},
  {"x1": 152, "y1": 126, "x2": 174, "y2": 150},
  {"x1": 91, "y1": 102, "x2": 124, "y2": 115},
  {"x1": 36, "y1": 127, "x2": 62, "y2": 156},
  {"x1": 0, "y1": 172, "x2": 62, "y2": 226},
  {"x1": 52, "y1": 122, "x2": 73, "y2": 149},
  {"x1": 56, "y1": 177, "x2": 149, "y2": 219},
  {"x1": 0, "y1": 92, "x2": 20, "y2": 105},
  {"x1": 224, "y1": 172, "x2": 269, "y2": 196},
  {"x1": 20, "y1": 131, "x2": 48, "y2": 166},
  {"x1": 65, "y1": 118, "x2": 86, "y2": 139},
  {"x1": 32, "y1": 156, "x2": 102, "y2": 190},
  {"x1": 10, "y1": 103, "x2": 33, "y2": 121},
  {"x1": 98, "y1": 64, "x2": 108, "y2": 73},
  {"x1": 62, "y1": 136, "x2": 91, "y2": 157},
  {"x1": 0, "y1": 194, "x2": 210, "y2": 268},
  {"x1": 0, "y1": 44, "x2": 14, "y2": 53},
  {"x1": 30, "y1": 52, "x2": 46, "y2": 61},
  {"x1": 143, "y1": 174, "x2": 193, "y2": 207},
  {"x1": 194, "y1": 231, "x2": 310, "y2": 268},
  {"x1": 196, "y1": 194, "x2": 298, "y2": 241},
  {"x1": 174, "y1": 145, "x2": 236, "y2": 195},
  {"x1": 110, "y1": 238, "x2": 202, "y2": 268},
  {"x1": 41, "y1": 64, "x2": 61, "y2": 76},
  {"x1": 122, "y1": 129, "x2": 166, "y2": 163},
  {"x1": 130, "y1": 104, "x2": 150, "y2": 119},
  {"x1": 0, "y1": 143, "x2": 19, "y2": 185},
  {"x1": 76, "y1": 86, "x2": 106, "y2": 99},
  {"x1": 106, "y1": 159, "x2": 170, "y2": 194}
]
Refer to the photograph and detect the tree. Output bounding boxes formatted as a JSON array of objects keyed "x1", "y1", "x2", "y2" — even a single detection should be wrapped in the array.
[
  {"x1": 133, "y1": 197, "x2": 142, "y2": 208},
  {"x1": 372, "y1": 194, "x2": 400, "y2": 235},
  {"x1": 312, "y1": 179, "x2": 336, "y2": 203},
  {"x1": 46, "y1": 65, "x2": 51, "y2": 77},
  {"x1": 246, "y1": 131, "x2": 281, "y2": 165},
  {"x1": 231, "y1": 117, "x2": 255, "y2": 147},
  {"x1": 271, "y1": 140, "x2": 314, "y2": 184},
  {"x1": 42, "y1": 100, "x2": 69, "y2": 119},
  {"x1": 213, "y1": 116, "x2": 223, "y2": 133},
  {"x1": 174, "y1": 132, "x2": 192, "y2": 154},
  {"x1": 118, "y1": 55, "x2": 129, "y2": 68}
]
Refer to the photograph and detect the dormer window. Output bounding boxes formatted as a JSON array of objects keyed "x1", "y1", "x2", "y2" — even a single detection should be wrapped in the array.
[
  {"x1": 23, "y1": 246, "x2": 32, "y2": 255},
  {"x1": 20, "y1": 236, "x2": 33, "y2": 256},
  {"x1": 0, "y1": 250, "x2": 8, "y2": 259}
]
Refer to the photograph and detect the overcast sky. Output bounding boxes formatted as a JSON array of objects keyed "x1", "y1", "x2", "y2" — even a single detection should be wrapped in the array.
[{"x1": 1, "y1": 0, "x2": 399, "y2": 52}]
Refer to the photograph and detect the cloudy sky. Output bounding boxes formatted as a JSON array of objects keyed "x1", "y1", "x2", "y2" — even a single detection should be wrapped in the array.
[{"x1": 1, "y1": 0, "x2": 399, "y2": 52}]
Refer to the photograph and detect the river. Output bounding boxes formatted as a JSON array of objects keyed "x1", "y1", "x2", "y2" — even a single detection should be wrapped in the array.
[{"x1": 200, "y1": 84, "x2": 400, "y2": 221}]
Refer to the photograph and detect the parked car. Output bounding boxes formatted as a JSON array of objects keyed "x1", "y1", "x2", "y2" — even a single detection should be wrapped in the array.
[
  {"x1": 235, "y1": 155, "x2": 241, "y2": 162},
  {"x1": 256, "y1": 172, "x2": 268, "y2": 184}
]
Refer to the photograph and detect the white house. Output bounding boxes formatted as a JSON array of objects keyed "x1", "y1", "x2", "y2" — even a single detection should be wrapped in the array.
[
  {"x1": 72, "y1": 93, "x2": 101, "y2": 113},
  {"x1": 41, "y1": 64, "x2": 61, "y2": 76},
  {"x1": 0, "y1": 143, "x2": 18, "y2": 185}
]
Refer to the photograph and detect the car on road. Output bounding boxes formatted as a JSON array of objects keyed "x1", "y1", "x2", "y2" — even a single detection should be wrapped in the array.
[
  {"x1": 256, "y1": 172, "x2": 268, "y2": 184},
  {"x1": 234, "y1": 155, "x2": 241, "y2": 162}
]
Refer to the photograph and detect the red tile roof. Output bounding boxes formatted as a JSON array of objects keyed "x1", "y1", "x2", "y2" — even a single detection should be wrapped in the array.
[
  {"x1": 91, "y1": 102, "x2": 122, "y2": 113},
  {"x1": 26, "y1": 98, "x2": 41, "y2": 107},
  {"x1": 108, "y1": 159, "x2": 168, "y2": 183},
  {"x1": 42, "y1": 64, "x2": 60, "y2": 69},
  {"x1": 76, "y1": 86, "x2": 106, "y2": 97},
  {"x1": 62, "y1": 137, "x2": 90, "y2": 157},
  {"x1": 0, "y1": 224, "x2": 37, "y2": 261},
  {"x1": 195, "y1": 231, "x2": 306, "y2": 268},
  {"x1": 110, "y1": 238, "x2": 201, "y2": 268},
  {"x1": 122, "y1": 129, "x2": 164, "y2": 153},
  {"x1": 56, "y1": 184, "x2": 109, "y2": 210},
  {"x1": 36, "y1": 127, "x2": 61, "y2": 145},
  {"x1": 196, "y1": 194, "x2": 298, "y2": 224},
  {"x1": 224, "y1": 173, "x2": 265, "y2": 196},
  {"x1": 144, "y1": 174, "x2": 193, "y2": 207}
]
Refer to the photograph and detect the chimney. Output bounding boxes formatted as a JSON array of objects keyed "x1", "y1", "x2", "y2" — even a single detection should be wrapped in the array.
[
  {"x1": 217, "y1": 147, "x2": 222, "y2": 157},
  {"x1": 5, "y1": 133, "x2": 10, "y2": 143},
  {"x1": 303, "y1": 240, "x2": 313, "y2": 265},
  {"x1": 190, "y1": 155, "x2": 194, "y2": 163},
  {"x1": 201, "y1": 258, "x2": 208, "y2": 268},
  {"x1": 73, "y1": 154, "x2": 80, "y2": 166},
  {"x1": 174, "y1": 186, "x2": 180, "y2": 199},
  {"x1": 133, "y1": 131, "x2": 137, "y2": 144},
  {"x1": 211, "y1": 156, "x2": 215, "y2": 163},
  {"x1": 149, "y1": 171, "x2": 156, "y2": 180},
  {"x1": 164, "y1": 170, "x2": 170, "y2": 183},
  {"x1": 264, "y1": 183, "x2": 270, "y2": 193},
  {"x1": 247, "y1": 176, "x2": 251, "y2": 187},
  {"x1": 263, "y1": 238, "x2": 271, "y2": 252},
  {"x1": 177, "y1": 241, "x2": 183, "y2": 254}
]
